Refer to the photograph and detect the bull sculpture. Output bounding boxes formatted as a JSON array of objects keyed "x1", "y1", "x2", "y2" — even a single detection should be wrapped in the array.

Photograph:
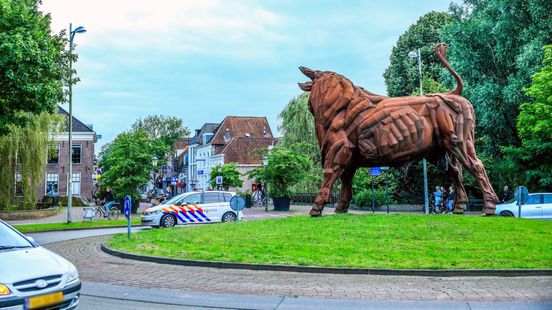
[{"x1": 298, "y1": 43, "x2": 499, "y2": 217}]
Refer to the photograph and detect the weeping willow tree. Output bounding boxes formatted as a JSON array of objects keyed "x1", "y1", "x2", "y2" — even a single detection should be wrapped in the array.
[
  {"x1": 0, "y1": 113, "x2": 63, "y2": 210},
  {"x1": 277, "y1": 92, "x2": 322, "y2": 192}
]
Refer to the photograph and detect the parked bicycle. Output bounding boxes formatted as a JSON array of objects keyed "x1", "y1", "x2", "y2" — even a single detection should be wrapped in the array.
[{"x1": 82, "y1": 204, "x2": 120, "y2": 221}]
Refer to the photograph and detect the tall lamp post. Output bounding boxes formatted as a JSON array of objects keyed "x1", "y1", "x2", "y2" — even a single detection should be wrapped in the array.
[
  {"x1": 262, "y1": 155, "x2": 269, "y2": 212},
  {"x1": 152, "y1": 156, "x2": 158, "y2": 190},
  {"x1": 67, "y1": 23, "x2": 86, "y2": 223},
  {"x1": 408, "y1": 48, "x2": 429, "y2": 215}
]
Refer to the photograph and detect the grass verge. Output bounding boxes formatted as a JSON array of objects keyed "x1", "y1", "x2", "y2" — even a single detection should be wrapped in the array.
[
  {"x1": 106, "y1": 214, "x2": 552, "y2": 269},
  {"x1": 14, "y1": 218, "x2": 141, "y2": 233}
]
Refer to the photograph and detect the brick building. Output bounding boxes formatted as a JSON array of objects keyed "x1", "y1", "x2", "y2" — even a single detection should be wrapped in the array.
[{"x1": 38, "y1": 106, "x2": 96, "y2": 201}]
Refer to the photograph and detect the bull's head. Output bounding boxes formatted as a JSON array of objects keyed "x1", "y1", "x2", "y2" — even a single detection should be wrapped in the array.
[{"x1": 298, "y1": 66, "x2": 321, "y2": 91}]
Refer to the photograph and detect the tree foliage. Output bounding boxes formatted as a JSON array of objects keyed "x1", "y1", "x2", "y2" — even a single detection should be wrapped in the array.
[
  {"x1": 0, "y1": 113, "x2": 63, "y2": 210},
  {"x1": 210, "y1": 163, "x2": 243, "y2": 191},
  {"x1": 100, "y1": 130, "x2": 168, "y2": 200},
  {"x1": 383, "y1": 11, "x2": 453, "y2": 97},
  {"x1": 0, "y1": 0, "x2": 68, "y2": 135},
  {"x1": 440, "y1": 0, "x2": 552, "y2": 155},
  {"x1": 248, "y1": 148, "x2": 311, "y2": 198},
  {"x1": 131, "y1": 115, "x2": 190, "y2": 150},
  {"x1": 503, "y1": 45, "x2": 552, "y2": 191}
]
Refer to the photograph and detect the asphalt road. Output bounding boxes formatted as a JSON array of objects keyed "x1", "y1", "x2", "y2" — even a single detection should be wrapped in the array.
[{"x1": 78, "y1": 281, "x2": 552, "y2": 310}]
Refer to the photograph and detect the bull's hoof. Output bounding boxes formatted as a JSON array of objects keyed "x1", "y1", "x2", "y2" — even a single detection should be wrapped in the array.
[
  {"x1": 480, "y1": 207, "x2": 496, "y2": 216},
  {"x1": 310, "y1": 206, "x2": 323, "y2": 217},
  {"x1": 335, "y1": 204, "x2": 349, "y2": 214}
]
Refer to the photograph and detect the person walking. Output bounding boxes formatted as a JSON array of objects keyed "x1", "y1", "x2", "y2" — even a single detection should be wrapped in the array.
[
  {"x1": 165, "y1": 186, "x2": 172, "y2": 199},
  {"x1": 433, "y1": 186, "x2": 443, "y2": 214},
  {"x1": 446, "y1": 186, "x2": 455, "y2": 213}
]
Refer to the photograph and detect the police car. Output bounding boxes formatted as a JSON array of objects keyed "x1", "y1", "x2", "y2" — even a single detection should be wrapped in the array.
[{"x1": 141, "y1": 191, "x2": 242, "y2": 228}]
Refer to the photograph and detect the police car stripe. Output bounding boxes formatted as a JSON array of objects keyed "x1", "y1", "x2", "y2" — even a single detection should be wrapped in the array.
[
  {"x1": 169, "y1": 206, "x2": 186, "y2": 223},
  {"x1": 185, "y1": 206, "x2": 203, "y2": 222},
  {"x1": 194, "y1": 208, "x2": 211, "y2": 222},
  {"x1": 177, "y1": 206, "x2": 195, "y2": 222}
]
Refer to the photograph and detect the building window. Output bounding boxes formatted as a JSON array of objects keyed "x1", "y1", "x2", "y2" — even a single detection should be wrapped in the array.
[
  {"x1": 46, "y1": 173, "x2": 59, "y2": 196},
  {"x1": 71, "y1": 173, "x2": 81, "y2": 196},
  {"x1": 48, "y1": 144, "x2": 60, "y2": 164},
  {"x1": 72, "y1": 145, "x2": 81, "y2": 164},
  {"x1": 15, "y1": 173, "x2": 23, "y2": 196}
]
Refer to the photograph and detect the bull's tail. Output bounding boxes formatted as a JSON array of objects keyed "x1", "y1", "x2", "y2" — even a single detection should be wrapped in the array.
[{"x1": 435, "y1": 43, "x2": 463, "y2": 96}]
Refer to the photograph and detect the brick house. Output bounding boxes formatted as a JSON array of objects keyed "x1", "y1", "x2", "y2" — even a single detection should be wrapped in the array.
[
  {"x1": 209, "y1": 116, "x2": 275, "y2": 192},
  {"x1": 38, "y1": 106, "x2": 96, "y2": 201}
]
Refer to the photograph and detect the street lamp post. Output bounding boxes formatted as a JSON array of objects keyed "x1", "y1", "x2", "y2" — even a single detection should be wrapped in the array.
[
  {"x1": 408, "y1": 48, "x2": 429, "y2": 215},
  {"x1": 152, "y1": 156, "x2": 158, "y2": 190},
  {"x1": 67, "y1": 23, "x2": 86, "y2": 224},
  {"x1": 262, "y1": 155, "x2": 268, "y2": 212}
]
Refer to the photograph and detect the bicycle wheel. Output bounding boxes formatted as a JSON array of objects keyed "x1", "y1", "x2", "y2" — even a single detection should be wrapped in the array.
[
  {"x1": 108, "y1": 207, "x2": 120, "y2": 220},
  {"x1": 95, "y1": 207, "x2": 103, "y2": 220}
]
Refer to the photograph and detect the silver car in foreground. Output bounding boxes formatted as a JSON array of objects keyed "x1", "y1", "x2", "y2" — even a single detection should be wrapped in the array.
[
  {"x1": 0, "y1": 220, "x2": 80, "y2": 309},
  {"x1": 496, "y1": 193, "x2": 552, "y2": 219}
]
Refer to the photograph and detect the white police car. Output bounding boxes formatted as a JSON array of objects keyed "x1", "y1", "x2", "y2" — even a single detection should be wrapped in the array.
[{"x1": 141, "y1": 191, "x2": 242, "y2": 227}]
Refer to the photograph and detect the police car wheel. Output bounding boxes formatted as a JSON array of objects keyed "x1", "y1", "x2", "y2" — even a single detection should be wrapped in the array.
[
  {"x1": 161, "y1": 214, "x2": 176, "y2": 228},
  {"x1": 222, "y1": 212, "x2": 236, "y2": 222}
]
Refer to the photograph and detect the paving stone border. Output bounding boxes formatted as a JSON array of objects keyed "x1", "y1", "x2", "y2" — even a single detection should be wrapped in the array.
[{"x1": 101, "y1": 243, "x2": 552, "y2": 277}]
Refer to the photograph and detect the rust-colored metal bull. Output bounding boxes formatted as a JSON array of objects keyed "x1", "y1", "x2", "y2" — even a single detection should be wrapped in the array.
[{"x1": 298, "y1": 43, "x2": 499, "y2": 217}]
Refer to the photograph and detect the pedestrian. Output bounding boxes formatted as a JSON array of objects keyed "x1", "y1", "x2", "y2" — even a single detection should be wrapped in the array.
[
  {"x1": 446, "y1": 186, "x2": 455, "y2": 213},
  {"x1": 165, "y1": 186, "x2": 172, "y2": 199},
  {"x1": 433, "y1": 186, "x2": 443, "y2": 214},
  {"x1": 502, "y1": 186, "x2": 510, "y2": 202},
  {"x1": 146, "y1": 189, "x2": 153, "y2": 204}
]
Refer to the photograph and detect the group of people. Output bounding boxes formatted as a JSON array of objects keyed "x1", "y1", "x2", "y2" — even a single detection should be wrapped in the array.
[
  {"x1": 146, "y1": 186, "x2": 172, "y2": 205},
  {"x1": 432, "y1": 185, "x2": 456, "y2": 214}
]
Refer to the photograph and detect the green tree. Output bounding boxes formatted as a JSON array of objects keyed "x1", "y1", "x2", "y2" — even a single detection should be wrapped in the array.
[
  {"x1": 210, "y1": 163, "x2": 243, "y2": 190},
  {"x1": 100, "y1": 130, "x2": 168, "y2": 200},
  {"x1": 383, "y1": 11, "x2": 453, "y2": 97},
  {"x1": 440, "y1": 0, "x2": 552, "y2": 155},
  {"x1": 131, "y1": 115, "x2": 191, "y2": 150},
  {"x1": 503, "y1": 45, "x2": 552, "y2": 191},
  {"x1": 248, "y1": 148, "x2": 311, "y2": 198},
  {"x1": 278, "y1": 93, "x2": 322, "y2": 192},
  {"x1": 0, "y1": 113, "x2": 63, "y2": 209},
  {"x1": 0, "y1": 0, "x2": 68, "y2": 134}
]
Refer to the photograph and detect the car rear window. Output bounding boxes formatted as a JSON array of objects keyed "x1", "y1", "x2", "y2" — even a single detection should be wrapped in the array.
[
  {"x1": 203, "y1": 193, "x2": 219, "y2": 204},
  {"x1": 544, "y1": 194, "x2": 552, "y2": 203},
  {"x1": 526, "y1": 194, "x2": 542, "y2": 205},
  {"x1": 223, "y1": 193, "x2": 232, "y2": 202}
]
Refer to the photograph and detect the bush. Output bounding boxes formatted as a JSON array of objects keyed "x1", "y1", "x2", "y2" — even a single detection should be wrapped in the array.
[{"x1": 352, "y1": 188, "x2": 390, "y2": 208}]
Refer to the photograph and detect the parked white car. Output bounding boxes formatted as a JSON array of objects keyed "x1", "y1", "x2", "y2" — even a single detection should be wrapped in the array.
[
  {"x1": 0, "y1": 220, "x2": 80, "y2": 309},
  {"x1": 496, "y1": 193, "x2": 552, "y2": 219},
  {"x1": 141, "y1": 191, "x2": 242, "y2": 227}
]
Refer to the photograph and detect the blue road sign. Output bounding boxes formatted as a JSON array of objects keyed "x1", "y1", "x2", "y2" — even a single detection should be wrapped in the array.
[
  {"x1": 124, "y1": 195, "x2": 131, "y2": 219},
  {"x1": 197, "y1": 170, "x2": 204, "y2": 175},
  {"x1": 216, "y1": 176, "x2": 223, "y2": 185},
  {"x1": 230, "y1": 195, "x2": 246, "y2": 212},
  {"x1": 171, "y1": 177, "x2": 177, "y2": 185},
  {"x1": 370, "y1": 167, "x2": 381, "y2": 176}
]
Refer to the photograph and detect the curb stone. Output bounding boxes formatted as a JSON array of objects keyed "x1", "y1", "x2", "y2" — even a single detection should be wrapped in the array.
[
  {"x1": 17, "y1": 224, "x2": 144, "y2": 234},
  {"x1": 101, "y1": 243, "x2": 552, "y2": 277}
]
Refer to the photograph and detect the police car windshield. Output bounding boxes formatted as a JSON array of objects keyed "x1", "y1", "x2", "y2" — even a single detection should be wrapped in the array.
[{"x1": 161, "y1": 193, "x2": 186, "y2": 205}]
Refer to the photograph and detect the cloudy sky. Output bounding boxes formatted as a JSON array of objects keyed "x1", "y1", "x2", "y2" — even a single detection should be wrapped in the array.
[{"x1": 40, "y1": 0, "x2": 451, "y2": 151}]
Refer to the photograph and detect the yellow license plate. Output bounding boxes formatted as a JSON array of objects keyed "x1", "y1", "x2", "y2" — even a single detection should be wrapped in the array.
[{"x1": 25, "y1": 291, "x2": 63, "y2": 309}]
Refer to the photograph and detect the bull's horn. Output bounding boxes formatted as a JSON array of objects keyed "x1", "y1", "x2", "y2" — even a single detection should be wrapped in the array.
[{"x1": 299, "y1": 66, "x2": 319, "y2": 80}]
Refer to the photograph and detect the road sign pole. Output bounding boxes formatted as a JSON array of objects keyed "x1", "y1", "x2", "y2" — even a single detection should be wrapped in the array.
[
  {"x1": 386, "y1": 172, "x2": 389, "y2": 214},
  {"x1": 371, "y1": 175, "x2": 375, "y2": 213},
  {"x1": 124, "y1": 195, "x2": 131, "y2": 239}
]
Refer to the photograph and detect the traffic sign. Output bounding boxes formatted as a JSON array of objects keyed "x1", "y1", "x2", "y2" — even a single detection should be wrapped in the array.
[
  {"x1": 216, "y1": 176, "x2": 223, "y2": 185},
  {"x1": 370, "y1": 167, "x2": 381, "y2": 176},
  {"x1": 230, "y1": 195, "x2": 246, "y2": 212},
  {"x1": 514, "y1": 186, "x2": 529, "y2": 205},
  {"x1": 197, "y1": 170, "x2": 204, "y2": 175},
  {"x1": 171, "y1": 177, "x2": 177, "y2": 185},
  {"x1": 124, "y1": 195, "x2": 131, "y2": 219}
]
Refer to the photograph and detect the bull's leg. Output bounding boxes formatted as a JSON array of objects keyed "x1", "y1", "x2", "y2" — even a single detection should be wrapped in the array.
[
  {"x1": 456, "y1": 139, "x2": 499, "y2": 215},
  {"x1": 447, "y1": 155, "x2": 468, "y2": 214},
  {"x1": 310, "y1": 166, "x2": 344, "y2": 217},
  {"x1": 335, "y1": 167, "x2": 356, "y2": 213}
]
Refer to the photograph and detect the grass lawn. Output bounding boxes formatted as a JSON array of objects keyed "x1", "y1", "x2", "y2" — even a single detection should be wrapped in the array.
[
  {"x1": 14, "y1": 218, "x2": 141, "y2": 233},
  {"x1": 106, "y1": 214, "x2": 552, "y2": 269}
]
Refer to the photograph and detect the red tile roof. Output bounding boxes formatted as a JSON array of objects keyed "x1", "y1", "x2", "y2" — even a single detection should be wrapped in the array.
[
  {"x1": 220, "y1": 137, "x2": 273, "y2": 165},
  {"x1": 211, "y1": 116, "x2": 273, "y2": 146}
]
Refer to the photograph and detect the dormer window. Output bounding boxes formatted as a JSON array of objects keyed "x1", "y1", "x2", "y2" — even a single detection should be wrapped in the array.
[
  {"x1": 224, "y1": 128, "x2": 231, "y2": 142},
  {"x1": 262, "y1": 127, "x2": 268, "y2": 138},
  {"x1": 245, "y1": 133, "x2": 251, "y2": 138}
]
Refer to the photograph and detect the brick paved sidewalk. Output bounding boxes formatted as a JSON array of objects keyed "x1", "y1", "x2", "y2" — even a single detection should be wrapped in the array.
[{"x1": 45, "y1": 236, "x2": 552, "y2": 302}]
